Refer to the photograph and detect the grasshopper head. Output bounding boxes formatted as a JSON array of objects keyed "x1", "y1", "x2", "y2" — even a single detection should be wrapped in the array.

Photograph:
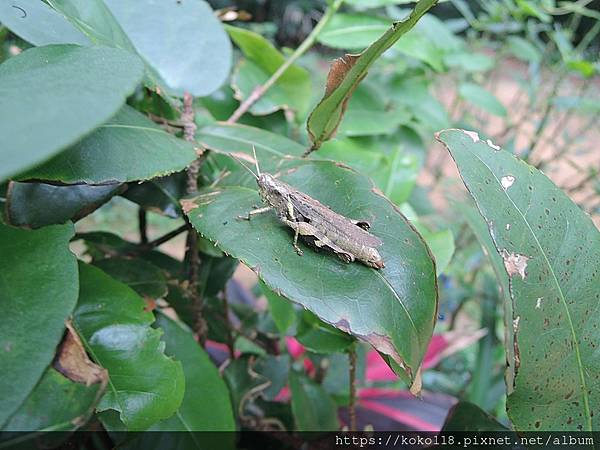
[
  {"x1": 364, "y1": 247, "x2": 385, "y2": 269},
  {"x1": 257, "y1": 173, "x2": 287, "y2": 206}
]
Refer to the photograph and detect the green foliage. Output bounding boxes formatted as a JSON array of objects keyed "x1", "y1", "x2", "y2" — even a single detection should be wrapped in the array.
[
  {"x1": 20, "y1": 106, "x2": 197, "y2": 184},
  {"x1": 227, "y1": 25, "x2": 311, "y2": 117},
  {"x1": 0, "y1": 45, "x2": 143, "y2": 181},
  {"x1": 0, "y1": 0, "x2": 90, "y2": 46},
  {"x1": 307, "y1": 0, "x2": 438, "y2": 151},
  {"x1": 0, "y1": 224, "x2": 79, "y2": 427}
]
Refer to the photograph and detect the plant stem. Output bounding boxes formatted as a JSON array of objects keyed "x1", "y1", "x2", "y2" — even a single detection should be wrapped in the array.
[
  {"x1": 138, "y1": 207, "x2": 148, "y2": 244},
  {"x1": 348, "y1": 345, "x2": 357, "y2": 431},
  {"x1": 143, "y1": 224, "x2": 188, "y2": 250},
  {"x1": 182, "y1": 92, "x2": 208, "y2": 345},
  {"x1": 226, "y1": 0, "x2": 344, "y2": 124}
]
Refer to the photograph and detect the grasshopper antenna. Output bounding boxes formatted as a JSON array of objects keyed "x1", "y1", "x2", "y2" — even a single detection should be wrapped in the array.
[
  {"x1": 252, "y1": 145, "x2": 261, "y2": 177},
  {"x1": 229, "y1": 153, "x2": 258, "y2": 180}
]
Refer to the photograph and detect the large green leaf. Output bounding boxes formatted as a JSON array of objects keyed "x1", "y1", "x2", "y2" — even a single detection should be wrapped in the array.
[
  {"x1": 104, "y1": 314, "x2": 235, "y2": 449},
  {"x1": 226, "y1": 25, "x2": 311, "y2": 117},
  {"x1": 103, "y1": 0, "x2": 232, "y2": 97},
  {"x1": 456, "y1": 201, "x2": 515, "y2": 390},
  {"x1": 437, "y1": 129, "x2": 600, "y2": 431},
  {"x1": 0, "y1": 45, "x2": 143, "y2": 182},
  {"x1": 5, "y1": 182, "x2": 121, "y2": 228},
  {"x1": 0, "y1": 0, "x2": 89, "y2": 46},
  {"x1": 93, "y1": 257, "x2": 168, "y2": 299},
  {"x1": 306, "y1": 0, "x2": 438, "y2": 152},
  {"x1": 0, "y1": 223, "x2": 78, "y2": 428},
  {"x1": 1, "y1": 368, "x2": 102, "y2": 437},
  {"x1": 152, "y1": 314, "x2": 235, "y2": 432},
  {"x1": 74, "y1": 263, "x2": 185, "y2": 431},
  {"x1": 20, "y1": 106, "x2": 196, "y2": 184},
  {"x1": 289, "y1": 371, "x2": 339, "y2": 431},
  {"x1": 47, "y1": 0, "x2": 134, "y2": 50},
  {"x1": 184, "y1": 158, "x2": 438, "y2": 385}
]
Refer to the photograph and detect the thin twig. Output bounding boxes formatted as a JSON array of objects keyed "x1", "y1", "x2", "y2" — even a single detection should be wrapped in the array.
[
  {"x1": 138, "y1": 207, "x2": 148, "y2": 245},
  {"x1": 142, "y1": 224, "x2": 188, "y2": 250},
  {"x1": 226, "y1": 0, "x2": 344, "y2": 124},
  {"x1": 182, "y1": 92, "x2": 208, "y2": 345},
  {"x1": 348, "y1": 346, "x2": 357, "y2": 432}
]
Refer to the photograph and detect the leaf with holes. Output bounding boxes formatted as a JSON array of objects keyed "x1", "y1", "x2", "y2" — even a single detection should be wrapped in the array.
[
  {"x1": 73, "y1": 263, "x2": 184, "y2": 431},
  {"x1": 437, "y1": 129, "x2": 600, "y2": 432},
  {"x1": 183, "y1": 158, "x2": 437, "y2": 387},
  {"x1": 306, "y1": 0, "x2": 438, "y2": 152}
]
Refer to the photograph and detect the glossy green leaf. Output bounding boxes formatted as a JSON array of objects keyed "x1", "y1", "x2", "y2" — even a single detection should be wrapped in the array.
[
  {"x1": 21, "y1": 106, "x2": 196, "y2": 184},
  {"x1": 459, "y1": 82, "x2": 507, "y2": 117},
  {"x1": 0, "y1": 223, "x2": 78, "y2": 427},
  {"x1": 0, "y1": 0, "x2": 90, "y2": 46},
  {"x1": 296, "y1": 310, "x2": 355, "y2": 354},
  {"x1": 151, "y1": 314, "x2": 235, "y2": 434},
  {"x1": 0, "y1": 45, "x2": 143, "y2": 182},
  {"x1": 227, "y1": 25, "x2": 311, "y2": 117},
  {"x1": 1, "y1": 368, "x2": 102, "y2": 432},
  {"x1": 437, "y1": 129, "x2": 600, "y2": 431},
  {"x1": 307, "y1": 0, "x2": 438, "y2": 152},
  {"x1": 261, "y1": 281, "x2": 297, "y2": 335},
  {"x1": 74, "y1": 263, "x2": 185, "y2": 431},
  {"x1": 197, "y1": 122, "x2": 305, "y2": 159},
  {"x1": 47, "y1": 0, "x2": 134, "y2": 50},
  {"x1": 5, "y1": 182, "x2": 121, "y2": 229},
  {"x1": 419, "y1": 228, "x2": 455, "y2": 276},
  {"x1": 318, "y1": 14, "x2": 391, "y2": 50},
  {"x1": 184, "y1": 158, "x2": 438, "y2": 384},
  {"x1": 103, "y1": 0, "x2": 232, "y2": 97},
  {"x1": 289, "y1": 371, "x2": 339, "y2": 431},
  {"x1": 123, "y1": 173, "x2": 187, "y2": 219},
  {"x1": 93, "y1": 257, "x2": 168, "y2": 299}
]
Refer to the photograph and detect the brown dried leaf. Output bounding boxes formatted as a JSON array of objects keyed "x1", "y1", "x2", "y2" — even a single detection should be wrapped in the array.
[{"x1": 53, "y1": 320, "x2": 107, "y2": 387}]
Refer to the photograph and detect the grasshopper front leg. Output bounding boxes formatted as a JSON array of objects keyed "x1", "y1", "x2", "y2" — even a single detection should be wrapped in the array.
[{"x1": 237, "y1": 206, "x2": 272, "y2": 221}]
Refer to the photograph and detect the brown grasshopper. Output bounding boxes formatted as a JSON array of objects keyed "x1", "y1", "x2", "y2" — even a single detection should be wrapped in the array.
[{"x1": 234, "y1": 149, "x2": 385, "y2": 269}]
